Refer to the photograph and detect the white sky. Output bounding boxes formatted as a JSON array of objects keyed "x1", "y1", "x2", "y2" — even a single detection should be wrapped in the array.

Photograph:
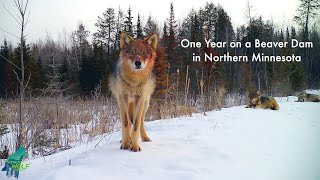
[{"x1": 0, "y1": 0, "x2": 300, "y2": 45}]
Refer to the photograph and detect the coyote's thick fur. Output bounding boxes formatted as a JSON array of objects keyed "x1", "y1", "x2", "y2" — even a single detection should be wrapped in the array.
[
  {"x1": 109, "y1": 32, "x2": 158, "y2": 152},
  {"x1": 297, "y1": 92, "x2": 320, "y2": 102},
  {"x1": 245, "y1": 91, "x2": 280, "y2": 110}
]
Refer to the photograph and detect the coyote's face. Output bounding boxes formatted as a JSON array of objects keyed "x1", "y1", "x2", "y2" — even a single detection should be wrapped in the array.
[
  {"x1": 250, "y1": 96, "x2": 260, "y2": 105},
  {"x1": 119, "y1": 32, "x2": 158, "y2": 73},
  {"x1": 248, "y1": 91, "x2": 261, "y2": 105}
]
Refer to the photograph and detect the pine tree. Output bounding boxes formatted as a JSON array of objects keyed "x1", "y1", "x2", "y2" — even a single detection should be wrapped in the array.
[
  {"x1": 294, "y1": 0, "x2": 320, "y2": 87},
  {"x1": 136, "y1": 14, "x2": 143, "y2": 38},
  {"x1": 59, "y1": 58, "x2": 70, "y2": 85},
  {"x1": 27, "y1": 57, "x2": 44, "y2": 92},
  {"x1": 0, "y1": 40, "x2": 9, "y2": 96},
  {"x1": 290, "y1": 62, "x2": 306, "y2": 91},
  {"x1": 94, "y1": 8, "x2": 116, "y2": 58},
  {"x1": 13, "y1": 40, "x2": 43, "y2": 93},
  {"x1": 308, "y1": 25, "x2": 320, "y2": 88},
  {"x1": 164, "y1": 3, "x2": 181, "y2": 70},
  {"x1": 294, "y1": 0, "x2": 320, "y2": 42},
  {"x1": 43, "y1": 56, "x2": 64, "y2": 97},
  {"x1": 92, "y1": 44, "x2": 107, "y2": 87},
  {"x1": 101, "y1": 66, "x2": 111, "y2": 95},
  {"x1": 79, "y1": 55, "x2": 95, "y2": 93},
  {"x1": 199, "y1": 2, "x2": 218, "y2": 39},
  {"x1": 114, "y1": 7, "x2": 125, "y2": 51},
  {"x1": 144, "y1": 15, "x2": 157, "y2": 35},
  {"x1": 71, "y1": 24, "x2": 90, "y2": 71},
  {"x1": 161, "y1": 22, "x2": 168, "y2": 42},
  {"x1": 3, "y1": 44, "x2": 16, "y2": 96},
  {"x1": 154, "y1": 47, "x2": 168, "y2": 97},
  {"x1": 124, "y1": 6, "x2": 134, "y2": 36}
]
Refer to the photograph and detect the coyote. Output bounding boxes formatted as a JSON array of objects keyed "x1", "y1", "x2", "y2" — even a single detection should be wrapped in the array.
[
  {"x1": 245, "y1": 91, "x2": 280, "y2": 110},
  {"x1": 109, "y1": 32, "x2": 158, "y2": 152},
  {"x1": 297, "y1": 92, "x2": 320, "y2": 102}
]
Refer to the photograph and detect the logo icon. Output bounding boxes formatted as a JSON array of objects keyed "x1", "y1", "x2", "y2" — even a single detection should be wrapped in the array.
[{"x1": 1, "y1": 147, "x2": 29, "y2": 178}]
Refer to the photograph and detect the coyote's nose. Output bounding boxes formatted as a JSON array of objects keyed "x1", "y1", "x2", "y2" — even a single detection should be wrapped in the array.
[{"x1": 135, "y1": 61, "x2": 142, "y2": 69}]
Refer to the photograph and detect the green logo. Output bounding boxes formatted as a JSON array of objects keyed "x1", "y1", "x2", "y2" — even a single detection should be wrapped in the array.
[
  {"x1": 1, "y1": 146, "x2": 30, "y2": 175},
  {"x1": 8, "y1": 161, "x2": 30, "y2": 171}
]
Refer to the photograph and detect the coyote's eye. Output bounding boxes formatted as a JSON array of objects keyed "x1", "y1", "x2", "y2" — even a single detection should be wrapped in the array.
[
  {"x1": 126, "y1": 49, "x2": 134, "y2": 54},
  {"x1": 142, "y1": 50, "x2": 148, "y2": 55}
]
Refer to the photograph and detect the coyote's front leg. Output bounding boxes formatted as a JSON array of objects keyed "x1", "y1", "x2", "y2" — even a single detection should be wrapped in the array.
[
  {"x1": 140, "y1": 98, "x2": 152, "y2": 142},
  {"x1": 119, "y1": 96, "x2": 131, "y2": 150},
  {"x1": 130, "y1": 95, "x2": 145, "y2": 152}
]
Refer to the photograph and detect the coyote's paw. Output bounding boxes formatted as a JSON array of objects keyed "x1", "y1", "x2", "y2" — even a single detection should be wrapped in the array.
[
  {"x1": 120, "y1": 141, "x2": 130, "y2": 150},
  {"x1": 141, "y1": 136, "x2": 152, "y2": 142},
  {"x1": 129, "y1": 143, "x2": 141, "y2": 152}
]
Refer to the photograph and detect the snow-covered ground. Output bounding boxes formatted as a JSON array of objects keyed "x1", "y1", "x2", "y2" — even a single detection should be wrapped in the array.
[{"x1": 1, "y1": 94, "x2": 320, "y2": 180}]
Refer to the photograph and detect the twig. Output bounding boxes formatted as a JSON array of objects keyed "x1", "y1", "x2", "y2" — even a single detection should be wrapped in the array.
[
  {"x1": 0, "y1": 54, "x2": 21, "y2": 70},
  {"x1": 2, "y1": 2, "x2": 22, "y2": 26},
  {"x1": 0, "y1": 27, "x2": 20, "y2": 39}
]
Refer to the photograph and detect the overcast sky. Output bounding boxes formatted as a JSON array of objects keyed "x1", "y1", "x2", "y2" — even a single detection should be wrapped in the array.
[{"x1": 0, "y1": 0, "x2": 300, "y2": 45}]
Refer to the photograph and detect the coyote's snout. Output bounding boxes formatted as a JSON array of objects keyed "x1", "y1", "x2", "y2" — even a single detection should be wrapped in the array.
[{"x1": 109, "y1": 32, "x2": 158, "y2": 152}]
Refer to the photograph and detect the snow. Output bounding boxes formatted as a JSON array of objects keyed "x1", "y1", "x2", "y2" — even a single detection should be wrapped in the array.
[{"x1": 1, "y1": 95, "x2": 320, "y2": 180}]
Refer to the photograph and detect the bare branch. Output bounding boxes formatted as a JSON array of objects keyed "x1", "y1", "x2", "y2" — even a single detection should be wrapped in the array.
[
  {"x1": 13, "y1": 0, "x2": 21, "y2": 14},
  {"x1": 0, "y1": 26, "x2": 20, "y2": 39},
  {"x1": 25, "y1": 11, "x2": 31, "y2": 27},
  {"x1": 13, "y1": 69, "x2": 22, "y2": 85},
  {"x1": 23, "y1": 0, "x2": 29, "y2": 15},
  {"x1": 0, "y1": 54, "x2": 22, "y2": 70},
  {"x1": 24, "y1": 74, "x2": 31, "y2": 92},
  {"x1": 24, "y1": 33, "x2": 29, "y2": 39},
  {"x1": 2, "y1": 2, "x2": 22, "y2": 26}
]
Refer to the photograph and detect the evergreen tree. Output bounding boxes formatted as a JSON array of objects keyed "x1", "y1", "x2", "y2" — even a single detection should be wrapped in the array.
[
  {"x1": 79, "y1": 55, "x2": 95, "y2": 93},
  {"x1": 72, "y1": 24, "x2": 94, "y2": 94},
  {"x1": 94, "y1": 8, "x2": 116, "y2": 58},
  {"x1": 0, "y1": 40, "x2": 9, "y2": 96},
  {"x1": 144, "y1": 15, "x2": 157, "y2": 35},
  {"x1": 294, "y1": 0, "x2": 320, "y2": 87},
  {"x1": 92, "y1": 44, "x2": 107, "y2": 87},
  {"x1": 124, "y1": 6, "x2": 134, "y2": 36},
  {"x1": 13, "y1": 40, "x2": 43, "y2": 93},
  {"x1": 154, "y1": 47, "x2": 168, "y2": 97},
  {"x1": 101, "y1": 66, "x2": 111, "y2": 95},
  {"x1": 71, "y1": 24, "x2": 91, "y2": 71},
  {"x1": 3, "y1": 45, "x2": 16, "y2": 96},
  {"x1": 27, "y1": 57, "x2": 44, "y2": 92},
  {"x1": 161, "y1": 22, "x2": 168, "y2": 43},
  {"x1": 294, "y1": 0, "x2": 320, "y2": 42},
  {"x1": 164, "y1": 2, "x2": 181, "y2": 70},
  {"x1": 199, "y1": 2, "x2": 218, "y2": 39},
  {"x1": 115, "y1": 7, "x2": 125, "y2": 51},
  {"x1": 290, "y1": 62, "x2": 306, "y2": 91},
  {"x1": 308, "y1": 25, "x2": 320, "y2": 88},
  {"x1": 14, "y1": 41, "x2": 32, "y2": 83},
  {"x1": 59, "y1": 57, "x2": 70, "y2": 85},
  {"x1": 136, "y1": 14, "x2": 143, "y2": 38}
]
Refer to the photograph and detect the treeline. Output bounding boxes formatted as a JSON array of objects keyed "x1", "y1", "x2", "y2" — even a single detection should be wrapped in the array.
[{"x1": 0, "y1": 2, "x2": 319, "y2": 99}]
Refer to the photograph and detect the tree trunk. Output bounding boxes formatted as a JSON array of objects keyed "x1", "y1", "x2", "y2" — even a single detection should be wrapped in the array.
[{"x1": 17, "y1": 8, "x2": 25, "y2": 150}]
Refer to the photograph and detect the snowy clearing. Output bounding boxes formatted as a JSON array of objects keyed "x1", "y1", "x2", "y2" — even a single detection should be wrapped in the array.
[{"x1": 1, "y1": 96, "x2": 320, "y2": 180}]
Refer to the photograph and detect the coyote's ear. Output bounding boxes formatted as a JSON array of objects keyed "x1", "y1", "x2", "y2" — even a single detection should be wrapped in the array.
[
  {"x1": 144, "y1": 33, "x2": 158, "y2": 50},
  {"x1": 120, "y1": 32, "x2": 134, "y2": 49}
]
